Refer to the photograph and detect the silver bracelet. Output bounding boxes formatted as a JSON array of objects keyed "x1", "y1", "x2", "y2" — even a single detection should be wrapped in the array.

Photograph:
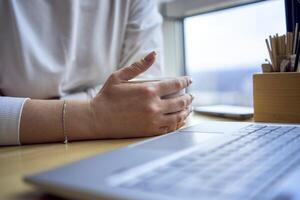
[{"x1": 62, "y1": 100, "x2": 68, "y2": 144}]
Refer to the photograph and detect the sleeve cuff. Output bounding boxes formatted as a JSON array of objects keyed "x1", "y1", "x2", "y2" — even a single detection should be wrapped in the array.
[{"x1": 0, "y1": 97, "x2": 29, "y2": 146}]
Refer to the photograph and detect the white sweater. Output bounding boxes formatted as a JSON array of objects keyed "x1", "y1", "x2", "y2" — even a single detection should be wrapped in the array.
[{"x1": 0, "y1": 0, "x2": 163, "y2": 145}]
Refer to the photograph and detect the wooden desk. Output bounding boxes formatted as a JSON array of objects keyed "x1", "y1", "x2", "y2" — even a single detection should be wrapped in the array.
[{"x1": 0, "y1": 113, "x2": 250, "y2": 200}]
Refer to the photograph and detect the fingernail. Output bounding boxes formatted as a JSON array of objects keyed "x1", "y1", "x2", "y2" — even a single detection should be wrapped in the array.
[
  {"x1": 189, "y1": 78, "x2": 193, "y2": 84},
  {"x1": 144, "y1": 51, "x2": 156, "y2": 62}
]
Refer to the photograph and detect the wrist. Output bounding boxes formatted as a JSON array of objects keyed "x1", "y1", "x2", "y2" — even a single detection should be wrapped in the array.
[
  {"x1": 65, "y1": 100, "x2": 96, "y2": 141},
  {"x1": 20, "y1": 99, "x2": 64, "y2": 144}
]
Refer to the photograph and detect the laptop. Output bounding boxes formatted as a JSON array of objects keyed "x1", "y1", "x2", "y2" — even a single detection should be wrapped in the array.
[{"x1": 24, "y1": 121, "x2": 300, "y2": 200}]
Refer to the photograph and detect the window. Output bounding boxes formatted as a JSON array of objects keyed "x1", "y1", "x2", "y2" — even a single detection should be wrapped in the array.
[{"x1": 184, "y1": 0, "x2": 286, "y2": 106}]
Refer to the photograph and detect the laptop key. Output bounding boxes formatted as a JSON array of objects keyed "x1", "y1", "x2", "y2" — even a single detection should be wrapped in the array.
[{"x1": 261, "y1": 126, "x2": 280, "y2": 131}]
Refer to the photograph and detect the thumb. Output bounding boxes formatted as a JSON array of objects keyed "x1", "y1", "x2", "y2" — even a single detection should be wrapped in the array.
[{"x1": 116, "y1": 51, "x2": 156, "y2": 81}]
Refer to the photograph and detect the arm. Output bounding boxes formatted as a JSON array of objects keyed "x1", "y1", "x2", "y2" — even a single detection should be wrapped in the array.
[
  {"x1": 20, "y1": 100, "x2": 93, "y2": 144},
  {"x1": 19, "y1": 52, "x2": 193, "y2": 144}
]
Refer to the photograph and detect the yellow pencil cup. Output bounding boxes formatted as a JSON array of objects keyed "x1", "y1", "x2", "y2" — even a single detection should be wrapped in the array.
[{"x1": 253, "y1": 72, "x2": 300, "y2": 123}]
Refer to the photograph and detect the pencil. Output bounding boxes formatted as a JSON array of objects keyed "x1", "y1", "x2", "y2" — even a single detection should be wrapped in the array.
[
  {"x1": 283, "y1": 35, "x2": 286, "y2": 56},
  {"x1": 295, "y1": 32, "x2": 300, "y2": 72},
  {"x1": 278, "y1": 36, "x2": 282, "y2": 55},
  {"x1": 272, "y1": 36, "x2": 279, "y2": 71},
  {"x1": 293, "y1": 23, "x2": 299, "y2": 54},
  {"x1": 287, "y1": 32, "x2": 292, "y2": 55},
  {"x1": 294, "y1": 43, "x2": 300, "y2": 72},
  {"x1": 265, "y1": 38, "x2": 274, "y2": 70}
]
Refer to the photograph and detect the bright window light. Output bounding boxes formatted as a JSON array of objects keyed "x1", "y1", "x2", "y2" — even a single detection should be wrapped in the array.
[{"x1": 184, "y1": 0, "x2": 286, "y2": 106}]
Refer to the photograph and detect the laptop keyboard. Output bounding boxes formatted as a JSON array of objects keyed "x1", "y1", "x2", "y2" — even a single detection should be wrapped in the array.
[{"x1": 110, "y1": 124, "x2": 300, "y2": 200}]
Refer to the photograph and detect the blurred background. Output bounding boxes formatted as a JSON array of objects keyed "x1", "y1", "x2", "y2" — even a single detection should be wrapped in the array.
[{"x1": 158, "y1": 0, "x2": 286, "y2": 106}]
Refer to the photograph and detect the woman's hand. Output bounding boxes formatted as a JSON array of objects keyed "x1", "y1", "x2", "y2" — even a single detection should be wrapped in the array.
[
  {"x1": 20, "y1": 52, "x2": 193, "y2": 144},
  {"x1": 89, "y1": 52, "x2": 193, "y2": 139}
]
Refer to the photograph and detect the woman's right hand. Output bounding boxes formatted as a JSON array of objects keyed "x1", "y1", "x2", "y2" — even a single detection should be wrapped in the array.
[
  {"x1": 19, "y1": 52, "x2": 193, "y2": 144},
  {"x1": 89, "y1": 52, "x2": 193, "y2": 139}
]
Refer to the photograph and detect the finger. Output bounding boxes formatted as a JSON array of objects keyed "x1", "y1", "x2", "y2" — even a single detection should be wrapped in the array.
[
  {"x1": 158, "y1": 126, "x2": 169, "y2": 135},
  {"x1": 115, "y1": 51, "x2": 156, "y2": 81},
  {"x1": 177, "y1": 121, "x2": 186, "y2": 130},
  {"x1": 160, "y1": 108, "x2": 191, "y2": 130},
  {"x1": 161, "y1": 93, "x2": 193, "y2": 114},
  {"x1": 154, "y1": 76, "x2": 192, "y2": 97},
  {"x1": 157, "y1": 120, "x2": 186, "y2": 135}
]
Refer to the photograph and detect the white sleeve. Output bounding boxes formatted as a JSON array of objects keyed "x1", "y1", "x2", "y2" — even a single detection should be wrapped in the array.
[
  {"x1": 118, "y1": 0, "x2": 164, "y2": 78},
  {"x1": 0, "y1": 97, "x2": 29, "y2": 146}
]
